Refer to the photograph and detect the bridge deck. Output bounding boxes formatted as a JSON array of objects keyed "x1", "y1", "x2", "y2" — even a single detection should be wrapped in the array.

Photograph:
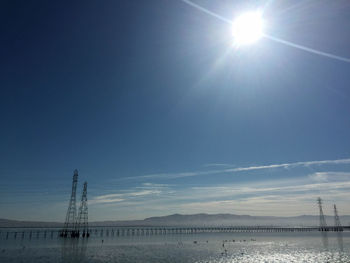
[{"x1": 0, "y1": 226, "x2": 349, "y2": 239}]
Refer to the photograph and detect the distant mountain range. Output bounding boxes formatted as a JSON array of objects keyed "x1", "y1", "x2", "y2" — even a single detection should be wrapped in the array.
[{"x1": 1, "y1": 213, "x2": 350, "y2": 228}]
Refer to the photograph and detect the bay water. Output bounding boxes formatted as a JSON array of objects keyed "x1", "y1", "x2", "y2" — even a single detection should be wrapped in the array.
[{"x1": 0, "y1": 229, "x2": 349, "y2": 262}]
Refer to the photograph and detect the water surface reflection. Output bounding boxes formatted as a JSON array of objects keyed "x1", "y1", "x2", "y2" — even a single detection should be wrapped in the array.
[{"x1": 61, "y1": 238, "x2": 88, "y2": 263}]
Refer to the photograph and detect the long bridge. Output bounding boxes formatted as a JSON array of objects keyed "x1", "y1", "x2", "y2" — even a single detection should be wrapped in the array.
[{"x1": 1, "y1": 225, "x2": 349, "y2": 240}]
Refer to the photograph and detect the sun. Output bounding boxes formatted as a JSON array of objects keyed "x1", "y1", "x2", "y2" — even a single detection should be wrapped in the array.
[{"x1": 232, "y1": 11, "x2": 264, "y2": 45}]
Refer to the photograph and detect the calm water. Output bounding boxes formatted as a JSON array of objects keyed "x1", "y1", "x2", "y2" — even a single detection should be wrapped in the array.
[{"x1": 0, "y1": 230, "x2": 349, "y2": 262}]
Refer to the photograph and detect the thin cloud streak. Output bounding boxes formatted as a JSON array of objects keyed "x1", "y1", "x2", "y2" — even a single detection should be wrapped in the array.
[
  {"x1": 90, "y1": 184, "x2": 170, "y2": 205},
  {"x1": 309, "y1": 171, "x2": 350, "y2": 183},
  {"x1": 126, "y1": 158, "x2": 350, "y2": 180}
]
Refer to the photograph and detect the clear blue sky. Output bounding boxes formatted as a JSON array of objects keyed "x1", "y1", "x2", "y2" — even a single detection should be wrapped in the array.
[{"x1": 1, "y1": 0, "x2": 350, "y2": 221}]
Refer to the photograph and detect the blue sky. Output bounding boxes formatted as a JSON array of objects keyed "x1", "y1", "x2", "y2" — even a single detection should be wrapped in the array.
[{"x1": 1, "y1": 0, "x2": 350, "y2": 221}]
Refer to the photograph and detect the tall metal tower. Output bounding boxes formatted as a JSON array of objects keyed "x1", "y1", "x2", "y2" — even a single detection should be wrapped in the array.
[
  {"x1": 317, "y1": 197, "x2": 328, "y2": 248},
  {"x1": 334, "y1": 204, "x2": 344, "y2": 251},
  {"x1": 333, "y1": 204, "x2": 343, "y2": 231},
  {"x1": 76, "y1": 181, "x2": 89, "y2": 237},
  {"x1": 61, "y1": 169, "x2": 79, "y2": 237},
  {"x1": 317, "y1": 197, "x2": 327, "y2": 231}
]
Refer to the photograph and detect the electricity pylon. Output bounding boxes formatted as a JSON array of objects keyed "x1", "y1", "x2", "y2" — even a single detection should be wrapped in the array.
[
  {"x1": 333, "y1": 204, "x2": 343, "y2": 231},
  {"x1": 317, "y1": 197, "x2": 327, "y2": 231},
  {"x1": 334, "y1": 204, "x2": 344, "y2": 251},
  {"x1": 61, "y1": 169, "x2": 79, "y2": 237},
  {"x1": 76, "y1": 181, "x2": 89, "y2": 238},
  {"x1": 317, "y1": 197, "x2": 328, "y2": 248}
]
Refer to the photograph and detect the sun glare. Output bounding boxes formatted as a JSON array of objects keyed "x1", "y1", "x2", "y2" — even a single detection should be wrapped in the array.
[{"x1": 232, "y1": 11, "x2": 264, "y2": 45}]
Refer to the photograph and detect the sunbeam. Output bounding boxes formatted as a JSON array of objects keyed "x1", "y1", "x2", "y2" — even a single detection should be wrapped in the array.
[{"x1": 180, "y1": 0, "x2": 350, "y2": 63}]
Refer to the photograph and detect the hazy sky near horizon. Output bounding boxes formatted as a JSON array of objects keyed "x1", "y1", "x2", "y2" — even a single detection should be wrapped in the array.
[{"x1": 1, "y1": 0, "x2": 350, "y2": 221}]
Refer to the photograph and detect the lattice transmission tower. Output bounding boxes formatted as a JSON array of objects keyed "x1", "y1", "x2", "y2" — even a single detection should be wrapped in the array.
[
  {"x1": 317, "y1": 197, "x2": 328, "y2": 248},
  {"x1": 61, "y1": 169, "x2": 79, "y2": 237},
  {"x1": 334, "y1": 204, "x2": 344, "y2": 251},
  {"x1": 76, "y1": 181, "x2": 89, "y2": 238},
  {"x1": 317, "y1": 197, "x2": 328, "y2": 231},
  {"x1": 334, "y1": 204, "x2": 343, "y2": 231}
]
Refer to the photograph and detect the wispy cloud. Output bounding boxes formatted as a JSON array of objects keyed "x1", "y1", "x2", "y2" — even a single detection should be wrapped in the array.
[
  {"x1": 230, "y1": 159, "x2": 350, "y2": 172},
  {"x1": 90, "y1": 198, "x2": 125, "y2": 204},
  {"x1": 125, "y1": 158, "x2": 350, "y2": 180},
  {"x1": 90, "y1": 183, "x2": 170, "y2": 205},
  {"x1": 189, "y1": 181, "x2": 350, "y2": 201},
  {"x1": 309, "y1": 171, "x2": 350, "y2": 182}
]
